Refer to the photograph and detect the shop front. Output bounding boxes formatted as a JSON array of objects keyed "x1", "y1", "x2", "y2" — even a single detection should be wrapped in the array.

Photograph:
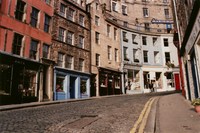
[
  {"x1": 0, "y1": 52, "x2": 44, "y2": 105},
  {"x1": 54, "y1": 67, "x2": 90, "y2": 100},
  {"x1": 98, "y1": 67, "x2": 122, "y2": 96}
]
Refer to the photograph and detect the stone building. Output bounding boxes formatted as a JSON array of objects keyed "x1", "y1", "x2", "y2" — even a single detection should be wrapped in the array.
[
  {"x1": 88, "y1": 0, "x2": 122, "y2": 96},
  {"x1": 0, "y1": 0, "x2": 54, "y2": 104},
  {"x1": 174, "y1": 0, "x2": 200, "y2": 100},
  {"x1": 52, "y1": 0, "x2": 91, "y2": 100},
  {"x1": 97, "y1": 0, "x2": 180, "y2": 94}
]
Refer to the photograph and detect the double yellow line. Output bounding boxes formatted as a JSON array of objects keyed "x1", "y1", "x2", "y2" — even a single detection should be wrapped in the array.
[{"x1": 130, "y1": 97, "x2": 157, "y2": 133}]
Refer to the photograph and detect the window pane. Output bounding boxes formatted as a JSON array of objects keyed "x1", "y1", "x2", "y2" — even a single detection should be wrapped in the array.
[
  {"x1": 30, "y1": 40, "x2": 38, "y2": 59},
  {"x1": 12, "y1": 33, "x2": 23, "y2": 55},
  {"x1": 43, "y1": 44, "x2": 49, "y2": 58},
  {"x1": 31, "y1": 7, "x2": 39, "y2": 27},
  {"x1": 15, "y1": 0, "x2": 26, "y2": 21},
  {"x1": 44, "y1": 14, "x2": 51, "y2": 33}
]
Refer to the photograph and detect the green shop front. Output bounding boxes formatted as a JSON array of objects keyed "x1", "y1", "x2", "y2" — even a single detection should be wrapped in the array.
[{"x1": 0, "y1": 52, "x2": 45, "y2": 105}]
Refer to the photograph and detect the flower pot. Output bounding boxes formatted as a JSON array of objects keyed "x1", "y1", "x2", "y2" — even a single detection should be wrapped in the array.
[{"x1": 195, "y1": 105, "x2": 200, "y2": 114}]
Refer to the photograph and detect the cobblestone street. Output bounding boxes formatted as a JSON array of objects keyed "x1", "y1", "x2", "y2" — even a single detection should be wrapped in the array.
[{"x1": 0, "y1": 93, "x2": 172, "y2": 133}]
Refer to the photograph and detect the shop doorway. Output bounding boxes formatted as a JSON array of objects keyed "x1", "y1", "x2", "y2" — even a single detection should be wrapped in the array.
[{"x1": 70, "y1": 77, "x2": 76, "y2": 99}]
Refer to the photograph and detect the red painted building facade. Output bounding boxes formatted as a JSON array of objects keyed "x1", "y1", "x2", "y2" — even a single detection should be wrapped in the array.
[{"x1": 0, "y1": 0, "x2": 54, "y2": 104}]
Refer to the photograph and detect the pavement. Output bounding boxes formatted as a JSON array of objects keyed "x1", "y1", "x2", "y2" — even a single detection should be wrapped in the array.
[{"x1": 144, "y1": 93, "x2": 200, "y2": 133}]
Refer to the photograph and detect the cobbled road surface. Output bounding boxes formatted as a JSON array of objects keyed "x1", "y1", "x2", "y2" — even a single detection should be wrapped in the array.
[{"x1": 0, "y1": 92, "x2": 174, "y2": 133}]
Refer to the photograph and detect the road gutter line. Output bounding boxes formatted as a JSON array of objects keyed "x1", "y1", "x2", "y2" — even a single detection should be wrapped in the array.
[
  {"x1": 138, "y1": 97, "x2": 157, "y2": 133},
  {"x1": 130, "y1": 97, "x2": 153, "y2": 133}
]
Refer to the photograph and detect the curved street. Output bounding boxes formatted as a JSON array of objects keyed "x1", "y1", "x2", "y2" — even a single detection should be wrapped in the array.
[{"x1": 0, "y1": 92, "x2": 175, "y2": 133}]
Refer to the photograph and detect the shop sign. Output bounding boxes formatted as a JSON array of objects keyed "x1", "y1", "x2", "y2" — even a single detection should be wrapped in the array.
[
  {"x1": 186, "y1": 11, "x2": 200, "y2": 54},
  {"x1": 151, "y1": 18, "x2": 173, "y2": 24}
]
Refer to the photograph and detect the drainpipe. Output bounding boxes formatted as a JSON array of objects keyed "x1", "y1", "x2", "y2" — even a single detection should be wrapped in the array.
[{"x1": 172, "y1": 0, "x2": 186, "y2": 97}]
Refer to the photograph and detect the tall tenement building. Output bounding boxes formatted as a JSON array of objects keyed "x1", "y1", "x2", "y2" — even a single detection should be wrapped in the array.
[
  {"x1": 0, "y1": 0, "x2": 54, "y2": 104},
  {"x1": 174, "y1": 0, "x2": 200, "y2": 100},
  {"x1": 88, "y1": 0, "x2": 180, "y2": 96},
  {"x1": 52, "y1": 0, "x2": 91, "y2": 100}
]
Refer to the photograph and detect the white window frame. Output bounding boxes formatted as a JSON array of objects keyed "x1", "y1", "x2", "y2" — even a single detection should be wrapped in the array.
[
  {"x1": 143, "y1": 8, "x2": 149, "y2": 17},
  {"x1": 122, "y1": 5, "x2": 127, "y2": 15}
]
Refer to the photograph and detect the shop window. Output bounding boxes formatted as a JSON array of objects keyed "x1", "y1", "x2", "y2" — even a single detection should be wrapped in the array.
[
  {"x1": 128, "y1": 69, "x2": 133, "y2": 82},
  {"x1": 166, "y1": 72, "x2": 174, "y2": 87},
  {"x1": 12, "y1": 33, "x2": 23, "y2": 56},
  {"x1": 15, "y1": 0, "x2": 26, "y2": 21},
  {"x1": 23, "y1": 70, "x2": 37, "y2": 97},
  {"x1": 44, "y1": 14, "x2": 51, "y2": 33},
  {"x1": 31, "y1": 7, "x2": 39, "y2": 28},
  {"x1": 30, "y1": 39, "x2": 38, "y2": 60},
  {"x1": 56, "y1": 77, "x2": 64, "y2": 92},
  {"x1": 80, "y1": 79, "x2": 87, "y2": 94},
  {"x1": 100, "y1": 74, "x2": 107, "y2": 87},
  {"x1": 115, "y1": 78, "x2": 120, "y2": 88}
]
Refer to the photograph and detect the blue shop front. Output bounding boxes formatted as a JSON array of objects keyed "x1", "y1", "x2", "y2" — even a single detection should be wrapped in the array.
[{"x1": 54, "y1": 67, "x2": 90, "y2": 100}]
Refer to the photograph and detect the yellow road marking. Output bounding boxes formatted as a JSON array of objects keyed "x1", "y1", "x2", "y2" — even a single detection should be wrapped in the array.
[
  {"x1": 130, "y1": 98, "x2": 154, "y2": 133},
  {"x1": 138, "y1": 97, "x2": 157, "y2": 133}
]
